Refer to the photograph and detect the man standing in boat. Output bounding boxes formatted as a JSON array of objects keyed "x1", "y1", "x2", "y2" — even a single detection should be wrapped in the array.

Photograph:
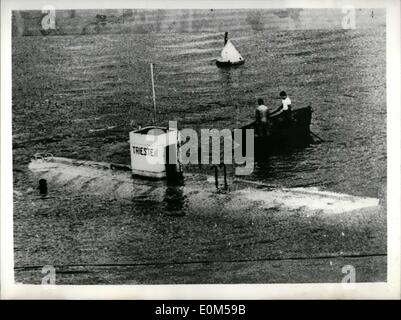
[
  {"x1": 255, "y1": 98, "x2": 270, "y2": 137},
  {"x1": 270, "y1": 91, "x2": 292, "y2": 121}
]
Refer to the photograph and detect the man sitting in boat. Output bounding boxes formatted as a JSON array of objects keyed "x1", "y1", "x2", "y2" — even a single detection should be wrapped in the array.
[
  {"x1": 255, "y1": 98, "x2": 270, "y2": 137},
  {"x1": 270, "y1": 91, "x2": 292, "y2": 117}
]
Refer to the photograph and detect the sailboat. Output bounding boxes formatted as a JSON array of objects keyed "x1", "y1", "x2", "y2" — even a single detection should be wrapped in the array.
[{"x1": 216, "y1": 32, "x2": 245, "y2": 67}]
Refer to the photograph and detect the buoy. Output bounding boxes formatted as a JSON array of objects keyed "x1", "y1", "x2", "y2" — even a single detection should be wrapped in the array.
[{"x1": 216, "y1": 32, "x2": 245, "y2": 67}]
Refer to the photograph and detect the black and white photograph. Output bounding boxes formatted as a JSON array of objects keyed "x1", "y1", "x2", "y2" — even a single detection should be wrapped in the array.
[{"x1": 1, "y1": 0, "x2": 400, "y2": 299}]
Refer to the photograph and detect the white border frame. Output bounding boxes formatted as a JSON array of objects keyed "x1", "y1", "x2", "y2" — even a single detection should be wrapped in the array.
[{"x1": 1, "y1": 0, "x2": 400, "y2": 299}]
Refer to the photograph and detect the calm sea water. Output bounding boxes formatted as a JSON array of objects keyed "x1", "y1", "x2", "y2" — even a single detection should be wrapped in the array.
[
  {"x1": 11, "y1": 10, "x2": 387, "y2": 284},
  {"x1": 12, "y1": 19, "x2": 386, "y2": 199}
]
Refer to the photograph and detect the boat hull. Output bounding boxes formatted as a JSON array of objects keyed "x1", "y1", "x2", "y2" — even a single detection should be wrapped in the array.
[{"x1": 216, "y1": 59, "x2": 245, "y2": 68}]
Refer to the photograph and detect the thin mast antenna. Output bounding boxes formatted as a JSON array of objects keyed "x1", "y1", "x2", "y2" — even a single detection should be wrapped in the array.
[{"x1": 150, "y1": 63, "x2": 157, "y2": 123}]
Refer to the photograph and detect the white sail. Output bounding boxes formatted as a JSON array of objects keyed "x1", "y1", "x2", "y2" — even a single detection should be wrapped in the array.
[{"x1": 220, "y1": 40, "x2": 243, "y2": 63}]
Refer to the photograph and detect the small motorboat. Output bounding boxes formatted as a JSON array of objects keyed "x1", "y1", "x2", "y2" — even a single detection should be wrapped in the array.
[
  {"x1": 216, "y1": 32, "x2": 245, "y2": 67},
  {"x1": 239, "y1": 106, "x2": 313, "y2": 152}
]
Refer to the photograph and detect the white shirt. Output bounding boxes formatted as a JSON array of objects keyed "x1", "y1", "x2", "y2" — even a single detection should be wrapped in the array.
[
  {"x1": 257, "y1": 104, "x2": 269, "y2": 112},
  {"x1": 256, "y1": 104, "x2": 269, "y2": 122},
  {"x1": 282, "y1": 97, "x2": 291, "y2": 110}
]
